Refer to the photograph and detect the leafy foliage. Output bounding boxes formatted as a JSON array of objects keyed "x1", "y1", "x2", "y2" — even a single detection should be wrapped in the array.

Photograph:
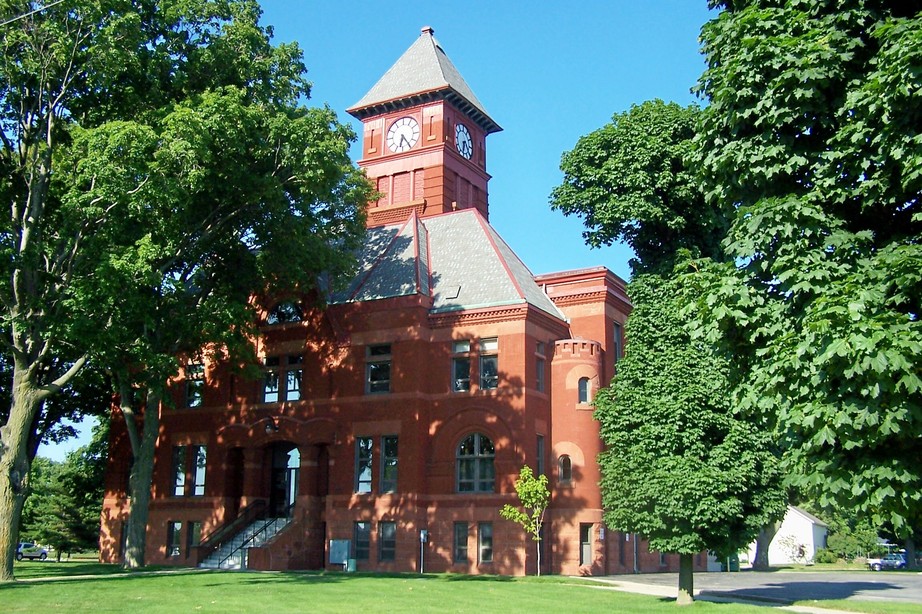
[
  {"x1": 692, "y1": 1, "x2": 922, "y2": 535},
  {"x1": 1, "y1": 0, "x2": 371, "y2": 578},
  {"x1": 551, "y1": 100, "x2": 727, "y2": 275},
  {"x1": 500, "y1": 466, "x2": 549, "y2": 576},
  {"x1": 597, "y1": 274, "x2": 785, "y2": 557},
  {"x1": 553, "y1": 99, "x2": 786, "y2": 601},
  {"x1": 21, "y1": 422, "x2": 108, "y2": 558},
  {"x1": 799, "y1": 498, "x2": 882, "y2": 560}
]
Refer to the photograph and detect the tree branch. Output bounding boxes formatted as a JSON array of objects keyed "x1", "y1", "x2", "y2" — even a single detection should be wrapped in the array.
[{"x1": 36, "y1": 354, "x2": 87, "y2": 402}]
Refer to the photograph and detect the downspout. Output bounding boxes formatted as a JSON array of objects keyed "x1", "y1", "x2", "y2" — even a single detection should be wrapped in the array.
[{"x1": 633, "y1": 533, "x2": 639, "y2": 573}]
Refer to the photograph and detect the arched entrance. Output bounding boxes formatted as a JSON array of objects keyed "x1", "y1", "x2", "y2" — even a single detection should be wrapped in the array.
[{"x1": 269, "y1": 443, "x2": 300, "y2": 517}]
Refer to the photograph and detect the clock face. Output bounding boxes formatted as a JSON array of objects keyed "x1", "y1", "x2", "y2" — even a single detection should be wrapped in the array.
[
  {"x1": 386, "y1": 117, "x2": 420, "y2": 153},
  {"x1": 455, "y1": 123, "x2": 473, "y2": 159}
]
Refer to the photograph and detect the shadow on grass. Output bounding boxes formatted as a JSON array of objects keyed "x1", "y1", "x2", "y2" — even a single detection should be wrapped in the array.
[
  {"x1": 443, "y1": 573, "x2": 514, "y2": 582},
  {"x1": 2, "y1": 565, "x2": 205, "y2": 589},
  {"x1": 706, "y1": 580, "x2": 907, "y2": 605},
  {"x1": 10, "y1": 562, "x2": 127, "y2": 579},
  {"x1": 226, "y1": 571, "x2": 516, "y2": 587}
]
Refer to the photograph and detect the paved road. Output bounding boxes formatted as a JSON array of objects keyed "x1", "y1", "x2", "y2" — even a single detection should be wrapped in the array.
[{"x1": 601, "y1": 570, "x2": 922, "y2": 605}]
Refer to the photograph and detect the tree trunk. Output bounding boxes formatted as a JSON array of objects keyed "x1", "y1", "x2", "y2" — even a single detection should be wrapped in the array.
[
  {"x1": 752, "y1": 521, "x2": 780, "y2": 570},
  {"x1": 677, "y1": 553, "x2": 694, "y2": 605},
  {"x1": 536, "y1": 536, "x2": 541, "y2": 577},
  {"x1": 0, "y1": 366, "x2": 43, "y2": 582},
  {"x1": 905, "y1": 537, "x2": 917, "y2": 571},
  {"x1": 122, "y1": 387, "x2": 162, "y2": 569}
]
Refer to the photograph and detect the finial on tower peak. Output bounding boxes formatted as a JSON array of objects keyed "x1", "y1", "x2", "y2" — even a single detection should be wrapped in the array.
[{"x1": 421, "y1": 26, "x2": 434, "y2": 36}]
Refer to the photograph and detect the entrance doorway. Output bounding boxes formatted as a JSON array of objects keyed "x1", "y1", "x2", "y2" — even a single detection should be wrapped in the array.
[
  {"x1": 580, "y1": 523, "x2": 593, "y2": 566},
  {"x1": 269, "y1": 444, "x2": 300, "y2": 517}
]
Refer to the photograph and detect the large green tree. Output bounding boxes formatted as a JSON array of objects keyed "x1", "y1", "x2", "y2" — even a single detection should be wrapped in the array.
[
  {"x1": 1, "y1": 0, "x2": 369, "y2": 580},
  {"x1": 597, "y1": 275, "x2": 784, "y2": 601},
  {"x1": 551, "y1": 100, "x2": 785, "y2": 604},
  {"x1": 691, "y1": 0, "x2": 922, "y2": 562}
]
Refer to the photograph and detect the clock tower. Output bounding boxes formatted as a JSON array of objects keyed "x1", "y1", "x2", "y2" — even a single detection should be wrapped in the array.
[{"x1": 348, "y1": 27, "x2": 502, "y2": 227}]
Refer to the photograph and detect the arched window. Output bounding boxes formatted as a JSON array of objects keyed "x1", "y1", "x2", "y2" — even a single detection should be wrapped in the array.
[
  {"x1": 267, "y1": 302, "x2": 302, "y2": 325},
  {"x1": 558, "y1": 455, "x2": 572, "y2": 484},
  {"x1": 578, "y1": 377, "x2": 590, "y2": 404},
  {"x1": 456, "y1": 433, "x2": 495, "y2": 493}
]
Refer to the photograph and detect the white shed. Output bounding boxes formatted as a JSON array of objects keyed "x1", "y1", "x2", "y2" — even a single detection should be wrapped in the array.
[{"x1": 746, "y1": 506, "x2": 828, "y2": 565}]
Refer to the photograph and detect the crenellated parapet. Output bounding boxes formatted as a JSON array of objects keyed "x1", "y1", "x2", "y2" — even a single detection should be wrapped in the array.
[{"x1": 553, "y1": 338, "x2": 602, "y2": 360}]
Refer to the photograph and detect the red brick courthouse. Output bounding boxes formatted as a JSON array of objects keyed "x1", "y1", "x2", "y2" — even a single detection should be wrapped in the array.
[{"x1": 100, "y1": 27, "x2": 701, "y2": 576}]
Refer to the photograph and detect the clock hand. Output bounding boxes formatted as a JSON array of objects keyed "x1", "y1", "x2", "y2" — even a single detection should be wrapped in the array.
[{"x1": 400, "y1": 134, "x2": 410, "y2": 149}]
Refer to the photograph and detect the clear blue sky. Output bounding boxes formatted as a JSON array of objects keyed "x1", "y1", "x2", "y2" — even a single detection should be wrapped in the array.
[
  {"x1": 259, "y1": 0, "x2": 715, "y2": 281},
  {"x1": 39, "y1": 1, "x2": 715, "y2": 462}
]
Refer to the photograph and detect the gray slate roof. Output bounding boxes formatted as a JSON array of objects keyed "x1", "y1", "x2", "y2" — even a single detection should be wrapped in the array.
[
  {"x1": 332, "y1": 210, "x2": 565, "y2": 322},
  {"x1": 348, "y1": 27, "x2": 501, "y2": 134}
]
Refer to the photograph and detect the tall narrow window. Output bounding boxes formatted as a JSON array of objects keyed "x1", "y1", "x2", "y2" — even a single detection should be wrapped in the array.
[
  {"x1": 353, "y1": 522, "x2": 370, "y2": 560},
  {"x1": 613, "y1": 321, "x2": 623, "y2": 367},
  {"x1": 578, "y1": 377, "x2": 590, "y2": 404},
  {"x1": 286, "y1": 355, "x2": 303, "y2": 401},
  {"x1": 478, "y1": 522, "x2": 493, "y2": 563},
  {"x1": 191, "y1": 445, "x2": 207, "y2": 496},
  {"x1": 263, "y1": 357, "x2": 280, "y2": 403},
  {"x1": 453, "y1": 522, "x2": 469, "y2": 563},
  {"x1": 381, "y1": 435, "x2": 398, "y2": 493},
  {"x1": 167, "y1": 521, "x2": 182, "y2": 557},
  {"x1": 171, "y1": 446, "x2": 187, "y2": 496},
  {"x1": 186, "y1": 521, "x2": 202, "y2": 557},
  {"x1": 457, "y1": 433, "x2": 495, "y2": 493},
  {"x1": 536, "y1": 435, "x2": 545, "y2": 478},
  {"x1": 558, "y1": 455, "x2": 572, "y2": 485},
  {"x1": 535, "y1": 342, "x2": 546, "y2": 392},
  {"x1": 479, "y1": 338, "x2": 498, "y2": 390},
  {"x1": 378, "y1": 521, "x2": 396, "y2": 561},
  {"x1": 451, "y1": 340, "x2": 471, "y2": 392},
  {"x1": 263, "y1": 355, "x2": 302, "y2": 403},
  {"x1": 185, "y1": 363, "x2": 204, "y2": 408},
  {"x1": 355, "y1": 437, "x2": 373, "y2": 493},
  {"x1": 366, "y1": 344, "x2": 392, "y2": 393},
  {"x1": 579, "y1": 524, "x2": 592, "y2": 566}
]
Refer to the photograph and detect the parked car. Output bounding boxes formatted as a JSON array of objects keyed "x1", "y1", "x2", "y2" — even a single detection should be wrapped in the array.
[
  {"x1": 867, "y1": 553, "x2": 906, "y2": 571},
  {"x1": 16, "y1": 542, "x2": 48, "y2": 561}
]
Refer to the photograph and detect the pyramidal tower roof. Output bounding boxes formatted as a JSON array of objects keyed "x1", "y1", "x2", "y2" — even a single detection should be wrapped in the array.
[{"x1": 348, "y1": 26, "x2": 501, "y2": 134}]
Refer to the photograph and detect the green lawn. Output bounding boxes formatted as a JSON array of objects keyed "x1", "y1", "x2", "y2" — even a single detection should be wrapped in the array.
[
  {"x1": 793, "y1": 600, "x2": 922, "y2": 614},
  {"x1": 4, "y1": 564, "x2": 921, "y2": 613}
]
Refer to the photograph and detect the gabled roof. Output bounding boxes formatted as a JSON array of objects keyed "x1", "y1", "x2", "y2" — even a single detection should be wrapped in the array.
[
  {"x1": 789, "y1": 506, "x2": 828, "y2": 528},
  {"x1": 333, "y1": 214, "x2": 429, "y2": 303},
  {"x1": 348, "y1": 27, "x2": 501, "y2": 135},
  {"x1": 331, "y1": 210, "x2": 565, "y2": 322}
]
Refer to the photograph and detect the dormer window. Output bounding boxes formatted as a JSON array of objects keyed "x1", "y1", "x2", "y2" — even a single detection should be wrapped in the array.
[
  {"x1": 185, "y1": 363, "x2": 205, "y2": 408},
  {"x1": 366, "y1": 344, "x2": 392, "y2": 394},
  {"x1": 267, "y1": 302, "x2": 302, "y2": 325}
]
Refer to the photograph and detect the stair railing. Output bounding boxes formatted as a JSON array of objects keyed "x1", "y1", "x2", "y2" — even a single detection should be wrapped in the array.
[
  {"x1": 195, "y1": 500, "x2": 267, "y2": 564},
  {"x1": 213, "y1": 502, "x2": 296, "y2": 570}
]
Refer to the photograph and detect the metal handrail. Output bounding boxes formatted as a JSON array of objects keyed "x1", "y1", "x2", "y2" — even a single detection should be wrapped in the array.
[
  {"x1": 197, "y1": 500, "x2": 267, "y2": 561},
  {"x1": 214, "y1": 502, "x2": 295, "y2": 570}
]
